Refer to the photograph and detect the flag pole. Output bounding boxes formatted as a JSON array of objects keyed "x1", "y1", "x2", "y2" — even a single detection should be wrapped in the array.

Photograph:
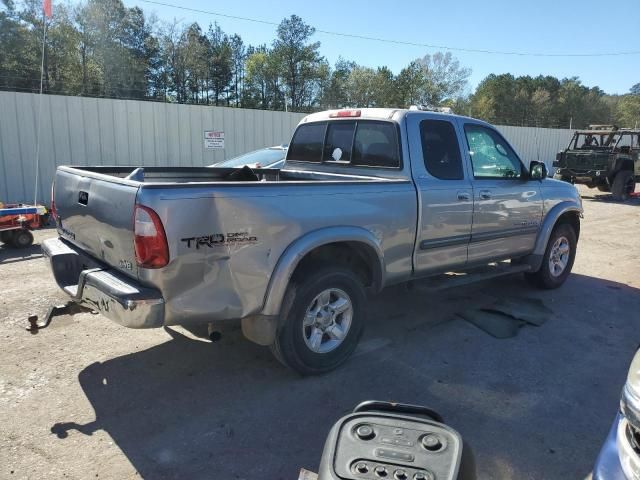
[{"x1": 33, "y1": 4, "x2": 48, "y2": 205}]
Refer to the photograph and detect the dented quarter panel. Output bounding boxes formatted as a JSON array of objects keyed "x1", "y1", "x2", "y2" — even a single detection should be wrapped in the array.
[{"x1": 135, "y1": 181, "x2": 416, "y2": 326}]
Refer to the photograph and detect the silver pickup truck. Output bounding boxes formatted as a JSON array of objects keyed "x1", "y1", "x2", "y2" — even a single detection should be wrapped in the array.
[{"x1": 43, "y1": 108, "x2": 582, "y2": 374}]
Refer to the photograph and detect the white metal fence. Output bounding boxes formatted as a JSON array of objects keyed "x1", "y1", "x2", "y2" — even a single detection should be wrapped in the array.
[{"x1": 0, "y1": 91, "x2": 572, "y2": 204}]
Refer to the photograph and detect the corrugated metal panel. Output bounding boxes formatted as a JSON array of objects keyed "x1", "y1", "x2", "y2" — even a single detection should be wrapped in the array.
[
  {"x1": 496, "y1": 125, "x2": 573, "y2": 171},
  {"x1": 0, "y1": 91, "x2": 573, "y2": 204}
]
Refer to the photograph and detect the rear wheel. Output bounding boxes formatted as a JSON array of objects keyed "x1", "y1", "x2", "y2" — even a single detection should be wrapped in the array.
[
  {"x1": 12, "y1": 229, "x2": 34, "y2": 248},
  {"x1": 524, "y1": 223, "x2": 576, "y2": 289},
  {"x1": 270, "y1": 266, "x2": 366, "y2": 375},
  {"x1": 611, "y1": 170, "x2": 635, "y2": 201}
]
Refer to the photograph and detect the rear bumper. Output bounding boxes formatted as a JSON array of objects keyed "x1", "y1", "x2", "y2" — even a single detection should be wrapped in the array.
[
  {"x1": 42, "y1": 237, "x2": 165, "y2": 328},
  {"x1": 592, "y1": 413, "x2": 628, "y2": 480}
]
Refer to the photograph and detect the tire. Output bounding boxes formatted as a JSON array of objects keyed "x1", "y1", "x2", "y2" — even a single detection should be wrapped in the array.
[
  {"x1": 524, "y1": 223, "x2": 577, "y2": 289},
  {"x1": 0, "y1": 231, "x2": 14, "y2": 245},
  {"x1": 270, "y1": 266, "x2": 366, "y2": 375},
  {"x1": 611, "y1": 170, "x2": 635, "y2": 201},
  {"x1": 12, "y1": 229, "x2": 34, "y2": 248}
]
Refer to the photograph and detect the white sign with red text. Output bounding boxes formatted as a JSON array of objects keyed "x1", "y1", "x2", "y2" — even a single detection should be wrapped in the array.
[{"x1": 204, "y1": 130, "x2": 225, "y2": 149}]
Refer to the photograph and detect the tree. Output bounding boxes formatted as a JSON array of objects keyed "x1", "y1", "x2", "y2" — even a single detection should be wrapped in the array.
[
  {"x1": 321, "y1": 57, "x2": 355, "y2": 108},
  {"x1": 272, "y1": 15, "x2": 323, "y2": 110},
  {"x1": 208, "y1": 23, "x2": 232, "y2": 106},
  {"x1": 229, "y1": 33, "x2": 245, "y2": 106},
  {"x1": 396, "y1": 61, "x2": 425, "y2": 107},
  {"x1": 243, "y1": 46, "x2": 284, "y2": 110},
  {"x1": 415, "y1": 52, "x2": 471, "y2": 105},
  {"x1": 616, "y1": 95, "x2": 640, "y2": 127},
  {"x1": 631, "y1": 83, "x2": 640, "y2": 95}
]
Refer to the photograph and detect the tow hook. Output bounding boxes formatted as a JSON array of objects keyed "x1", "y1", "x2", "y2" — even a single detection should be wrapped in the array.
[{"x1": 27, "y1": 302, "x2": 97, "y2": 334}]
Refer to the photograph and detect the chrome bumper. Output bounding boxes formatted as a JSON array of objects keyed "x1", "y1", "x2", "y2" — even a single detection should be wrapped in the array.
[
  {"x1": 42, "y1": 237, "x2": 165, "y2": 328},
  {"x1": 593, "y1": 414, "x2": 627, "y2": 480}
]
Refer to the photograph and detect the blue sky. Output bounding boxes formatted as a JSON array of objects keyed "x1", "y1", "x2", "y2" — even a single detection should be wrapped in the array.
[{"x1": 123, "y1": 0, "x2": 640, "y2": 95}]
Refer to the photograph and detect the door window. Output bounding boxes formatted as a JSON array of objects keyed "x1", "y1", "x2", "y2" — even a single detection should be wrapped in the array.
[
  {"x1": 420, "y1": 120, "x2": 464, "y2": 180},
  {"x1": 464, "y1": 124, "x2": 523, "y2": 179}
]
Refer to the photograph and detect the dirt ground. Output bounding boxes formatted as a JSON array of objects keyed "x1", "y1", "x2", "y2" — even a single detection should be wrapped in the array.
[{"x1": 1, "y1": 185, "x2": 639, "y2": 480}]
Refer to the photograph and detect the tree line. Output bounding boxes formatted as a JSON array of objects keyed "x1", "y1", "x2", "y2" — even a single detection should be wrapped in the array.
[{"x1": 1, "y1": 0, "x2": 639, "y2": 129}]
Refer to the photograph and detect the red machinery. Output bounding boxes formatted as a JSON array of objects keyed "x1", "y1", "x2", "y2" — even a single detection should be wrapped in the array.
[{"x1": 0, "y1": 204, "x2": 50, "y2": 248}]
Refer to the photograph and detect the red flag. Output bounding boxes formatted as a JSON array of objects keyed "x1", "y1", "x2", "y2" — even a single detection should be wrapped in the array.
[{"x1": 43, "y1": 0, "x2": 52, "y2": 18}]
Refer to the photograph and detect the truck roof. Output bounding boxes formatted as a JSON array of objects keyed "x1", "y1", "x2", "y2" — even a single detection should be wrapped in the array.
[{"x1": 300, "y1": 107, "x2": 479, "y2": 125}]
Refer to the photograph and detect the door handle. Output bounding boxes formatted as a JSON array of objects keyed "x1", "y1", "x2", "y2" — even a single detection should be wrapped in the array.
[
  {"x1": 457, "y1": 192, "x2": 471, "y2": 201},
  {"x1": 479, "y1": 190, "x2": 492, "y2": 200}
]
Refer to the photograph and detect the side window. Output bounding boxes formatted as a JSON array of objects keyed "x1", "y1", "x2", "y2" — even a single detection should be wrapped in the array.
[
  {"x1": 420, "y1": 120, "x2": 463, "y2": 180},
  {"x1": 287, "y1": 123, "x2": 326, "y2": 162},
  {"x1": 464, "y1": 124, "x2": 523, "y2": 179},
  {"x1": 352, "y1": 122, "x2": 400, "y2": 168},
  {"x1": 324, "y1": 122, "x2": 355, "y2": 162}
]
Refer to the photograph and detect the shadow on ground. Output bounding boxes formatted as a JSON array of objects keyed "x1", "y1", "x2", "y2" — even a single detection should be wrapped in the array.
[
  {"x1": 50, "y1": 272, "x2": 640, "y2": 479},
  {"x1": 0, "y1": 243, "x2": 43, "y2": 264},
  {"x1": 580, "y1": 193, "x2": 640, "y2": 205}
]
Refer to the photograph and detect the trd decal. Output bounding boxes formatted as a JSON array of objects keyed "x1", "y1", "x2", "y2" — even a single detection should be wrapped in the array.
[{"x1": 181, "y1": 232, "x2": 258, "y2": 249}]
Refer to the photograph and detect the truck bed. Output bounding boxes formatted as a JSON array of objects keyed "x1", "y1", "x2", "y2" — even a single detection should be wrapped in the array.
[{"x1": 67, "y1": 165, "x2": 401, "y2": 185}]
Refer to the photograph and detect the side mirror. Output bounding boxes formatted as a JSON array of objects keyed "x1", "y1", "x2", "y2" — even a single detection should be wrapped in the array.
[{"x1": 529, "y1": 161, "x2": 548, "y2": 180}]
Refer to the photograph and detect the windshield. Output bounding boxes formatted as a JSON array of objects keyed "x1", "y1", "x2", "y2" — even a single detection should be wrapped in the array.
[{"x1": 215, "y1": 148, "x2": 286, "y2": 168}]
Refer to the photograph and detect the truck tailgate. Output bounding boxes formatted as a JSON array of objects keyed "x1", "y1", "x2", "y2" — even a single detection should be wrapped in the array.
[{"x1": 53, "y1": 168, "x2": 140, "y2": 278}]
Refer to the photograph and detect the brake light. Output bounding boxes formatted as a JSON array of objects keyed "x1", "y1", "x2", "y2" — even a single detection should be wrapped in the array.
[
  {"x1": 133, "y1": 205, "x2": 169, "y2": 268},
  {"x1": 329, "y1": 109, "x2": 361, "y2": 118},
  {"x1": 50, "y1": 183, "x2": 57, "y2": 220}
]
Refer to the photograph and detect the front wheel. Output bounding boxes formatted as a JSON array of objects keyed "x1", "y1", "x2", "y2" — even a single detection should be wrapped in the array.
[
  {"x1": 270, "y1": 266, "x2": 366, "y2": 375},
  {"x1": 524, "y1": 223, "x2": 577, "y2": 289}
]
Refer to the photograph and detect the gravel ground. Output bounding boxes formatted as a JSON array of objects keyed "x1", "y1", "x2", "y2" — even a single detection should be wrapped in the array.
[{"x1": 1, "y1": 185, "x2": 639, "y2": 480}]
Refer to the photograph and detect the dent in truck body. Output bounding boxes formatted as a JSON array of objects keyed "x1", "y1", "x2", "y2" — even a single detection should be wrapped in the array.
[{"x1": 134, "y1": 179, "x2": 416, "y2": 327}]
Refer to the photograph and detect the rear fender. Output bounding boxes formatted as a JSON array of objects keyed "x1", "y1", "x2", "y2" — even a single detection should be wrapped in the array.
[{"x1": 261, "y1": 226, "x2": 385, "y2": 317}]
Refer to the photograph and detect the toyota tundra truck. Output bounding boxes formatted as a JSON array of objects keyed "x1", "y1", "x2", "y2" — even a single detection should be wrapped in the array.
[{"x1": 43, "y1": 108, "x2": 582, "y2": 374}]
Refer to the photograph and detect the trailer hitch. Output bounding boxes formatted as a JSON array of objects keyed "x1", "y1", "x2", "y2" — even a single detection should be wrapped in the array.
[{"x1": 27, "y1": 302, "x2": 97, "y2": 334}]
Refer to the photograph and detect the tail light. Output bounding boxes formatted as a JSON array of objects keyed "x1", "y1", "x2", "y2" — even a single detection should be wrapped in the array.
[
  {"x1": 50, "y1": 183, "x2": 57, "y2": 220},
  {"x1": 133, "y1": 205, "x2": 169, "y2": 268}
]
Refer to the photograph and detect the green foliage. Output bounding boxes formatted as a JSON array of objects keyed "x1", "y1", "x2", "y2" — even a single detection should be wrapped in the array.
[
  {"x1": 470, "y1": 74, "x2": 617, "y2": 128},
  {"x1": 0, "y1": 1, "x2": 628, "y2": 129},
  {"x1": 616, "y1": 95, "x2": 640, "y2": 128}
]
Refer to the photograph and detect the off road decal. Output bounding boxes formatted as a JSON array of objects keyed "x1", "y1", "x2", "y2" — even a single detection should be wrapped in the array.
[{"x1": 181, "y1": 232, "x2": 258, "y2": 249}]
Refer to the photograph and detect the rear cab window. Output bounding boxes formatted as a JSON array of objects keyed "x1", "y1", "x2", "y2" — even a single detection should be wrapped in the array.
[
  {"x1": 287, "y1": 120, "x2": 400, "y2": 168},
  {"x1": 420, "y1": 119, "x2": 464, "y2": 180}
]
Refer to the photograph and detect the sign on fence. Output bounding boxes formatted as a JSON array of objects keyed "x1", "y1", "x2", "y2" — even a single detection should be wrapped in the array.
[{"x1": 204, "y1": 130, "x2": 225, "y2": 149}]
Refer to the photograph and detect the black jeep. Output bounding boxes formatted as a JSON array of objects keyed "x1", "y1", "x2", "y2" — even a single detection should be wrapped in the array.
[{"x1": 554, "y1": 125, "x2": 639, "y2": 201}]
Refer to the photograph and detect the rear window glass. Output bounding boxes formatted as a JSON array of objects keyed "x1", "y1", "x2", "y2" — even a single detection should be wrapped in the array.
[
  {"x1": 324, "y1": 122, "x2": 355, "y2": 162},
  {"x1": 287, "y1": 123, "x2": 326, "y2": 162},
  {"x1": 420, "y1": 120, "x2": 463, "y2": 180},
  {"x1": 352, "y1": 122, "x2": 400, "y2": 168},
  {"x1": 287, "y1": 120, "x2": 400, "y2": 168}
]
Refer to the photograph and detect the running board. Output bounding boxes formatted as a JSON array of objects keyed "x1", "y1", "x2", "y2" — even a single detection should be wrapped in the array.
[{"x1": 411, "y1": 262, "x2": 532, "y2": 293}]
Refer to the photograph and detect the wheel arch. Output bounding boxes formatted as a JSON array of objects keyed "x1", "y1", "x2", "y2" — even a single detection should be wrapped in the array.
[
  {"x1": 523, "y1": 202, "x2": 581, "y2": 272},
  {"x1": 260, "y1": 226, "x2": 385, "y2": 318},
  {"x1": 534, "y1": 203, "x2": 582, "y2": 256}
]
